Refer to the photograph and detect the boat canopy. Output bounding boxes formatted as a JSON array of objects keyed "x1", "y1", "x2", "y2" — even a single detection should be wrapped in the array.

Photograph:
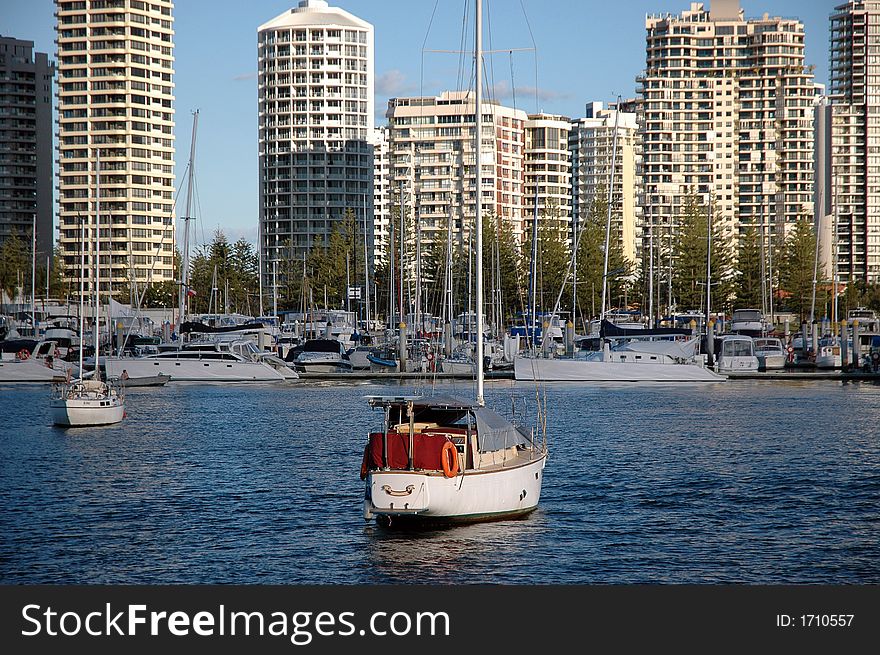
[
  {"x1": 473, "y1": 406, "x2": 531, "y2": 452},
  {"x1": 300, "y1": 339, "x2": 345, "y2": 354},
  {"x1": 367, "y1": 395, "x2": 532, "y2": 453},
  {"x1": 617, "y1": 337, "x2": 699, "y2": 359},
  {"x1": 600, "y1": 320, "x2": 691, "y2": 339}
]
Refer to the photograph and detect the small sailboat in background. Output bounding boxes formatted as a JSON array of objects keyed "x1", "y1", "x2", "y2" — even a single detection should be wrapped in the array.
[
  {"x1": 359, "y1": 0, "x2": 547, "y2": 525},
  {"x1": 51, "y1": 151, "x2": 125, "y2": 427}
]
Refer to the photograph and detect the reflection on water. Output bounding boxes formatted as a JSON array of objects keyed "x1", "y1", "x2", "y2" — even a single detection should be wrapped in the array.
[
  {"x1": 363, "y1": 513, "x2": 548, "y2": 584},
  {"x1": 1, "y1": 379, "x2": 879, "y2": 583}
]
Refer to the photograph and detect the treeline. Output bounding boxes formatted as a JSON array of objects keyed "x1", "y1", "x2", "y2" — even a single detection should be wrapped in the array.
[{"x1": 18, "y1": 188, "x2": 869, "y2": 325}]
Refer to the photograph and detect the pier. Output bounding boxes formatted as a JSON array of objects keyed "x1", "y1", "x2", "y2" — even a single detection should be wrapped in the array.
[{"x1": 296, "y1": 370, "x2": 515, "y2": 381}]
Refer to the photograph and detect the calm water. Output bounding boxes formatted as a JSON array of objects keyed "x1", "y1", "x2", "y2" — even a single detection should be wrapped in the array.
[{"x1": 1, "y1": 378, "x2": 878, "y2": 584}]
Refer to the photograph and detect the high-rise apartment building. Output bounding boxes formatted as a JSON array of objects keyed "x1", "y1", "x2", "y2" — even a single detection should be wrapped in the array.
[
  {"x1": 369, "y1": 125, "x2": 390, "y2": 263},
  {"x1": 56, "y1": 0, "x2": 176, "y2": 297},
  {"x1": 258, "y1": 0, "x2": 374, "y2": 287},
  {"x1": 523, "y1": 113, "x2": 571, "y2": 241},
  {"x1": 385, "y1": 90, "x2": 527, "y2": 251},
  {"x1": 0, "y1": 37, "x2": 54, "y2": 261},
  {"x1": 570, "y1": 102, "x2": 639, "y2": 264},
  {"x1": 639, "y1": 0, "x2": 814, "y2": 273},
  {"x1": 830, "y1": 0, "x2": 880, "y2": 283}
]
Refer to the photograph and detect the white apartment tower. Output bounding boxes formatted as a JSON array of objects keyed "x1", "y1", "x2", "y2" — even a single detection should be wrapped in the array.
[
  {"x1": 258, "y1": 0, "x2": 374, "y2": 286},
  {"x1": 369, "y1": 126, "x2": 390, "y2": 263},
  {"x1": 56, "y1": 0, "x2": 176, "y2": 297},
  {"x1": 639, "y1": 0, "x2": 814, "y2": 262},
  {"x1": 523, "y1": 113, "x2": 571, "y2": 242},
  {"x1": 386, "y1": 91, "x2": 527, "y2": 251},
  {"x1": 570, "y1": 102, "x2": 639, "y2": 264},
  {"x1": 830, "y1": 1, "x2": 880, "y2": 283}
]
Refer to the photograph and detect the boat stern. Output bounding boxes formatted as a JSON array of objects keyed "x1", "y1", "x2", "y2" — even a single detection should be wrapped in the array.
[{"x1": 365, "y1": 471, "x2": 431, "y2": 518}]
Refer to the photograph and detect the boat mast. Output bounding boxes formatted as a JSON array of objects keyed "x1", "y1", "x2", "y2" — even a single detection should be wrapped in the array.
[
  {"x1": 178, "y1": 110, "x2": 199, "y2": 331},
  {"x1": 648, "y1": 211, "x2": 654, "y2": 328},
  {"x1": 78, "y1": 213, "x2": 86, "y2": 380},
  {"x1": 832, "y1": 175, "x2": 839, "y2": 331},
  {"x1": 94, "y1": 150, "x2": 101, "y2": 382},
  {"x1": 705, "y1": 192, "x2": 712, "y2": 333},
  {"x1": 258, "y1": 227, "x2": 264, "y2": 317},
  {"x1": 31, "y1": 212, "x2": 36, "y2": 337},
  {"x1": 363, "y1": 193, "x2": 371, "y2": 330},
  {"x1": 528, "y1": 175, "x2": 538, "y2": 348},
  {"x1": 599, "y1": 96, "x2": 621, "y2": 324},
  {"x1": 475, "y1": 0, "x2": 484, "y2": 405}
]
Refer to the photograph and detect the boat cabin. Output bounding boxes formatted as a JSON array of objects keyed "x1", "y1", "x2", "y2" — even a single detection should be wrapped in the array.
[
  {"x1": 362, "y1": 396, "x2": 534, "y2": 478},
  {"x1": 715, "y1": 335, "x2": 759, "y2": 373}
]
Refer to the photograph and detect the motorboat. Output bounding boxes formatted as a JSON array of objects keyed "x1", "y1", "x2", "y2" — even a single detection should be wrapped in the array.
[
  {"x1": 730, "y1": 309, "x2": 766, "y2": 337},
  {"x1": 0, "y1": 340, "x2": 79, "y2": 383},
  {"x1": 753, "y1": 337, "x2": 786, "y2": 371},
  {"x1": 289, "y1": 338, "x2": 352, "y2": 373},
  {"x1": 103, "y1": 340, "x2": 287, "y2": 382},
  {"x1": 815, "y1": 335, "x2": 842, "y2": 369},
  {"x1": 715, "y1": 334, "x2": 759, "y2": 373}
]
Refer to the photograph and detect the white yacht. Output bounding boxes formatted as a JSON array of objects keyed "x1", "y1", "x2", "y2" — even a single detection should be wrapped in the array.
[
  {"x1": 753, "y1": 337, "x2": 786, "y2": 370},
  {"x1": 0, "y1": 341, "x2": 78, "y2": 383},
  {"x1": 291, "y1": 338, "x2": 352, "y2": 374},
  {"x1": 715, "y1": 334, "x2": 759, "y2": 373},
  {"x1": 815, "y1": 335, "x2": 842, "y2": 369},
  {"x1": 730, "y1": 309, "x2": 767, "y2": 337},
  {"x1": 103, "y1": 341, "x2": 287, "y2": 382}
]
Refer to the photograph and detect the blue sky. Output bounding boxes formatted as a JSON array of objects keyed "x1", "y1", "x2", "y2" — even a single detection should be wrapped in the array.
[{"x1": 6, "y1": 0, "x2": 833, "y2": 246}]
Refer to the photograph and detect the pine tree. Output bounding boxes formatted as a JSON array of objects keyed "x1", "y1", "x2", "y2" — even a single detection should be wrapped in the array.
[
  {"x1": 671, "y1": 191, "x2": 734, "y2": 314},
  {"x1": 777, "y1": 216, "x2": 818, "y2": 322},
  {"x1": 733, "y1": 226, "x2": 762, "y2": 309},
  {"x1": 0, "y1": 230, "x2": 28, "y2": 300}
]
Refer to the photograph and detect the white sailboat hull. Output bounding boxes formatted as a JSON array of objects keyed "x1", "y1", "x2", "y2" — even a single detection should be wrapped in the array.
[
  {"x1": 365, "y1": 453, "x2": 546, "y2": 523},
  {"x1": 50, "y1": 397, "x2": 125, "y2": 427},
  {"x1": 514, "y1": 355, "x2": 725, "y2": 382},
  {"x1": 441, "y1": 359, "x2": 475, "y2": 375},
  {"x1": 103, "y1": 356, "x2": 284, "y2": 382}
]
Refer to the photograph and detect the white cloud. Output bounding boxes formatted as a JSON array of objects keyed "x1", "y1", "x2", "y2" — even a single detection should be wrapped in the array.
[{"x1": 376, "y1": 69, "x2": 414, "y2": 96}]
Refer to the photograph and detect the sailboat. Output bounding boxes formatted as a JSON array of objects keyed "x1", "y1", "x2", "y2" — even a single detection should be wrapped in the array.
[
  {"x1": 514, "y1": 103, "x2": 725, "y2": 383},
  {"x1": 51, "y1": 151, "x2": 125, "y2": 427},
  {"x1": 359, "y1": 0, "x2": 547, "y2": 525}
]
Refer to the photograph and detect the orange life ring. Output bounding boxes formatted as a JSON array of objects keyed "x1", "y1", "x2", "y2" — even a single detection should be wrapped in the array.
[
  {"x1": 17, "y1": 349, "x2": 30, "y2": 361},
  {"x1": 441, "y1": 441, "x2": 460, "y2": 478}
]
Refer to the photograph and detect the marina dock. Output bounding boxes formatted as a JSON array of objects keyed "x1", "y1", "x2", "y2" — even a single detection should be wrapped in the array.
[
  {"x1": 297, "y1": 370, "x2": 515, "y2": 381},
  {"x1": 294, "y1": 369, "x2": 880, "y2": 382}
]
